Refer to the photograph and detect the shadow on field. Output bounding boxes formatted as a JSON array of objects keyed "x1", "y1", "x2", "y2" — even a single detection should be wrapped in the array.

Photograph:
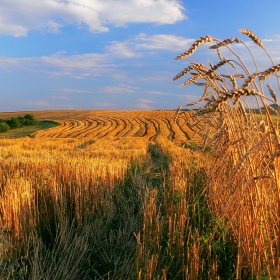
[{"x1": 1, "y1": 141, "x2": 239, "y2": 280}]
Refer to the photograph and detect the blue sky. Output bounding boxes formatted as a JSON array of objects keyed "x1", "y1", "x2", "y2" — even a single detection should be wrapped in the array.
[{"x1": 0, "y1": 0, "x2": 280, "y2": 111}]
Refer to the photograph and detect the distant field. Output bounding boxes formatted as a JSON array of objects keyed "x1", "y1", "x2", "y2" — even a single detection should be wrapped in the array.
[{"x1": 0, "y1": 110, "x2": 196, "y2": 146}]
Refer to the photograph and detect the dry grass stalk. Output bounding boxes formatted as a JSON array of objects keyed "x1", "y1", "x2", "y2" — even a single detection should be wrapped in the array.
[
  {"x1": 173, "y1": 63, "x2": 206, "y2": 81},
  {"x1": 180, "y1": 74, "x2": 204, "y2": 87},
  {"x1": 240, "y1": 28, "x2": 264, "y2": 48},
  {"x1": 174, "y1": 28, "x2": 280, "y2": 278},
  {"x1": 206, "y1": 60, "x2": 227, "y2": 75},
  {"x1": 242, "y1": 73, "x2": 259, "y2": 88},
  {"x1": 267, "y1": 84, "x2": 278, "y2": 103},
  {"x1": 259, "y1": 64, "x2": 280, "y2": 80},
  {"x1": 175, "y1": 35, "x2": 213, "y2": 60},
  {"x1": 193, "y1": 81, "x2": 207, "y2": 86},
  {"x1": 209, "y1": 37, "x2": 240, "y2": 49},
  {"x1": 216, "y1": 48, "x2": 223, "y2": 61}
]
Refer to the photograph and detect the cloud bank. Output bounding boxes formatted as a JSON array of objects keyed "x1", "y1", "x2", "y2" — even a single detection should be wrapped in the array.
[{"x1": 0, "y1": 0, "x2": 186, "y2": 36}]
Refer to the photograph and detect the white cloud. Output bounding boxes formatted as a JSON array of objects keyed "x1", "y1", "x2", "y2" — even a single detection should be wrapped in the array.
[
  {"x1": 107, "y1": 33, "x2": 194, "y2": 58},
  {"x1": 139, "y1": 98, "x2": 154, "y2": 103},
  {"x1": 49, "y1": 95, "x2": 70, "y2": 100},
  {"x1": 0, "y1": 52, "x2": 110, "y2": 77},
  {"x1": 107, "y1": 41, "x2": 139, "y2": 58},
  {"x1": 22, "y1": 100, "x2": 51, "y2": 106},
  {"x1": 0, "y1": 33, "x2": 193, "y2": 76},
  {"x1": 134, "y1": 33, "x2": 193, "y2": 51},
  {"x1": 57, "y1": 87, "x2": 95, "y2": 94},
  {"x1": 0, "y1": 0, "x2": 186, "y2": 36},
  {"x1": 98, "y1": 85, "x2": 137, "y2": 94},
  {"x1": 137, "y1": 103, "x2": 154, "y2": 109},
  {"x1": 146, "y1": 90, "x2": 169, "y2": 95}
]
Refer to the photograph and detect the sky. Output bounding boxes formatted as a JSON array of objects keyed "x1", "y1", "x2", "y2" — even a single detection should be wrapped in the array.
[{"x1": 0, "y1": 0, "x2": 280, "y2": 112}]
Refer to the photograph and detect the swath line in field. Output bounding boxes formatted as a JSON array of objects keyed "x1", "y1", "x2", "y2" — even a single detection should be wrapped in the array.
[
  {"x1": 134, "y1": 118, "x2": 148, "y2": 137},
  {"x1": 146, "y1": 118, "x2": 159, "y2": 141},
  {"x1": 62, "y1": 119, "x2": 91, "y2": 138},
  {"x1": 81, "y1": 118, "x2": 106, "y2": 138},
  {"x1": 122, "y1": 119, "x2": 139, "y2": 137},
  {"x1": 97, "y1": 118, "x2": 118, "y2": 138},
  {"x1": 162, "y1": 119, "x2": 175, "y2": 141},
  {"x1": 114, "y1": 118, "x2": 128, "y2": 137},
  {"x1": 93, "y1": 118, "x2": 114, "y2": 138}
]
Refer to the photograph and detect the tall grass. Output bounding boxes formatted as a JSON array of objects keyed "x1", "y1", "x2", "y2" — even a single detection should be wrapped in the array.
[
  {"x1": 174, "y1": 29, "x2": 280, "y2": 279},
  {"x1": 0, "y1": 132, "x2": 239, "y2": 279}
]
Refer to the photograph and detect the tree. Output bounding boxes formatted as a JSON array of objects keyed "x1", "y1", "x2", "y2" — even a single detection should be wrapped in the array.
[
  {"x1": 0, "y1": 122, "x2": 10, "y2": 132},
  {"x1": 6, "y1": 118, "x2": 21, "y2": 129}
]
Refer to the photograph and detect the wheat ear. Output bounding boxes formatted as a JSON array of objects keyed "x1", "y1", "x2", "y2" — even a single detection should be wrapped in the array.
[
  {"x1": 267, "y1": 84, "x2": 278, "y2": 103},
  {"x1": 242, "y1": 73, "x2": 259, "y2": 88},
  {"x1": 180, "y1": 74, "x2": 204, "y2": 87},
  {"x1": 239, "y1": 29, "x2": 264, "y2": 48},
  {"x1": 175, "y1": 36, "x2": 213, "y2": 60},
  {"x1": 209, "y1": 37, "x2": 239, "y2": 49},
  {"x1": 173, "y1": 63, "x2": 206, "y2": 81},
  {"x1": 194, "y1": 88, "x2": 258, "y2": 115},
  {"x1": 259, "y1": 64, "x2": 280, "y2": 80}
]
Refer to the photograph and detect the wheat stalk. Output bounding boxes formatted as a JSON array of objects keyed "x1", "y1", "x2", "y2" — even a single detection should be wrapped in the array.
[
  {"x1": 206, "y1": 60, "x2": 227, "y2": 75},
  {"x1": 209, "y1": 37, "x2": 239, "y2": 49},
  {"x1": 242, "y1": 73, "x2": 259, "y2": 88},
  {"x1": 259, "y1": 64, "x2": 280, "y2": 80},
  {"x1": 239, "y1": 28, "x2": 264, "y2": 48},
  {"x1": 267, "y1": 84, "x2": 278, "y2": 103},
  {"x1": 173, "y1": 63, "x2": 206, "y2": 81},
  {"x1": 180, "y1": 74, "x2": 204, "y2": 87},
  {"x1": 195, "y1": 88, "x2": 258, "y2": 115},
  {"x1": 175, "y1": 35, "x2": 213, "y2": 60}
]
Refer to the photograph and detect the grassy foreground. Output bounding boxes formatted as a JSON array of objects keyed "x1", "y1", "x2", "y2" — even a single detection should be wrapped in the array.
[{"x1": 0, "y1": 135, "x2": 229, "y2": 279}]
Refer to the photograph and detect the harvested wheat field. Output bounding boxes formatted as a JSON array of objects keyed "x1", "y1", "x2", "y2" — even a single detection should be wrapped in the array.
[
  {"x1": 0, "y1": 110, "x2": 195, "y2": 146},
  {"x1": 0, "y1": 109, "x2": 211, "y2": 280},
  {"x1": 2, "y1": 28, "x2": 280, "y2": 280}
]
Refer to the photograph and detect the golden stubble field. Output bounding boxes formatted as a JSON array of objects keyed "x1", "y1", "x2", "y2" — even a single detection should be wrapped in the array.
[
  {"x1": 3, "y1": 27, "x2": 280, "y2": 279},
  {"x1": 0, "y1": 109, "x2": 279, "y2": 280},
  {"x1": 0, "y1": 109, "x2": 212, "y2": 280},
  {"x1": 0, "y1": 110, "x2": 195, "y2": 145}
]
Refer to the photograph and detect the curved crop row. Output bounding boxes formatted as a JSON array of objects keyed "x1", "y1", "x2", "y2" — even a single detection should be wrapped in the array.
[{"x1": 32, "y1": 110, "x2": 195, "y2": 146}]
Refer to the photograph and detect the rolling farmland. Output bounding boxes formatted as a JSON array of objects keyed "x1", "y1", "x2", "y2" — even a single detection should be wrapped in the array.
[
  {"x1": 0, "y1": 110, "x2": 211, "y2": 280},
  {"x1": 31, "y1": 110, "x2": 193, "y2": 145},
  {"x1": 0, "y1": 110, "x2": 195, "y2": 145}
]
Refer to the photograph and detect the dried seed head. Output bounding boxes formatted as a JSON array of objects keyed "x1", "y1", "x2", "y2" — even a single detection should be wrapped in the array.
[
  {"x1": 239, "y1": 29, "x2": 264, "y2": 48},
  {"x1": 180, "y1": 74, "x2": 204, "y2": 87},
  {"x1": 209, "y1": 37, "x2": 237, "y2": 49},
  {"x1": 173, "y1": 105, "x2": 182, "y2": 122},
  {"x1": 259, "y1": 64, "x2": 280, "y2": 80},
  {"x1": 229, "y1": 75, "x2": 237, "y2": 89},
  {"x1": 225, "y1": 59, "x2": 236, "y2": 69},
  {"x1": 173, "y1": 63, "x2": 206, "y2": 81},
  {"x1": 194, "y1": 88, "x2": 257, "y2": 115},
  {"x1": 267, "y1": 84, "x2": 278, "y2": 103},
  {"x1": 216, "y1": 48, "x2": 223, "y2": 61},
  {"x1": 175, "y1": 35, "x2": 213, "y2": 60},
  {"x1": 193, "y1": 81, "x2": 207, "y2": 86},
  {"x1": 221, "y1": 73, "x2": 245, "y2": 79},
  {"x1": 268, "y1": 105, "x2": 280, "y2": 116},
  {"x1": 206, "y1": 60, "x2": 227, "y2": 75},
  {"x1": 242, "y1": 73, "x2": 259, "y2": 88},
  {"x1": 234, "y1": 73, "x2": 246, "y2": 79}
]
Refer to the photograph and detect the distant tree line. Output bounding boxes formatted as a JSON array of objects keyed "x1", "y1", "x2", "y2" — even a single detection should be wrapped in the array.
[{"x1": 0, "y1": 114, "x2": 39, "y2": 132}]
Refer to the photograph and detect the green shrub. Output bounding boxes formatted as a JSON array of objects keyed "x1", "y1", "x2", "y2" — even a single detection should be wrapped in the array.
[
  {"x1": 0, "y1": 122, "x2": 10, "y2": 132},
  {"x1": 6, "y1": 118, "x2": 21, "y2": 129}
]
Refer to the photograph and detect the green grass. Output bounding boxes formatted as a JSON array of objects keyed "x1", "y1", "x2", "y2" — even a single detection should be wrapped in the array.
[{"x1": 0, "y1": 120, "x2": 59, "y2": 138}]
